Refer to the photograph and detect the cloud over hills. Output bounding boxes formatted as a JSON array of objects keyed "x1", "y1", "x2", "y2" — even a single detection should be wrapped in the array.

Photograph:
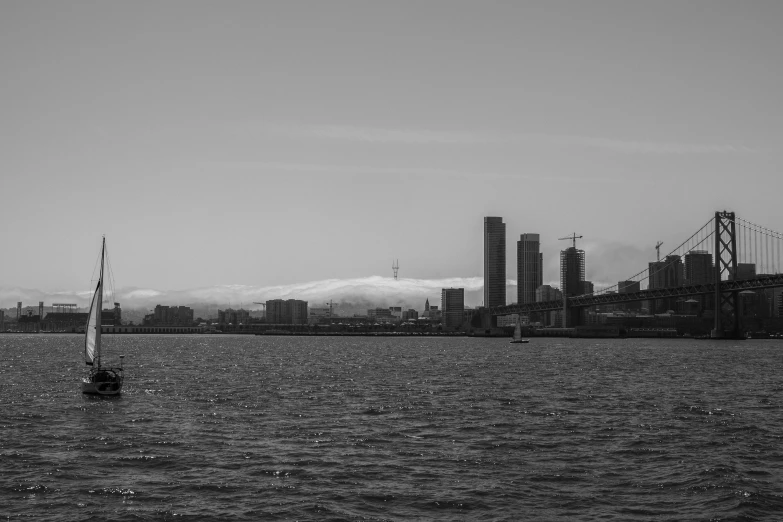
[{"x1": 1, "y1": 276, "x2": 501, "y2": 316}]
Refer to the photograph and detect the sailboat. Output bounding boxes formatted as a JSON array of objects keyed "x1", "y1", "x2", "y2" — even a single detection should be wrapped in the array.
[
  {"x1": 81, "y1": 237, "x2": 124, "y2": 395},
  {"x1": 510, "y1": 321, "x2": 529, "y2": 344}
]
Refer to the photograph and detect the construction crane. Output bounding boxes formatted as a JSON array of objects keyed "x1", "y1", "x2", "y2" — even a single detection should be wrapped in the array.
[
  {"x1": 559, "y1": 233, "x2": 583, "y2": 249},
  {"x1": 392, "y1": 259, "x2": 399, "y2": 280},
  {"x1": 655, "y1": 241, "x2": 663, "y2": 262},
  {"x1": 252, "y1": 302, "x2": 266, "y2": 318}
]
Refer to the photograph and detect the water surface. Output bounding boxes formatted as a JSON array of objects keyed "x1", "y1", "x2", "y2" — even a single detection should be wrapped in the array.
[{"x1": 1, "y1": 334, "x2": 781, "y2": 520}]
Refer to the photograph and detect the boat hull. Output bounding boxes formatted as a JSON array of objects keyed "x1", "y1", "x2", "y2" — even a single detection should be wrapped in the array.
[
  {"x1": 81, "y1": 379, "x2": 122, "y2": 395},
  {"x1": 82, "y1": 367, "x2": 124, "y2": 396},
  {"x1": 510, "y1": 339, "x2": 529, "y2": 344}
]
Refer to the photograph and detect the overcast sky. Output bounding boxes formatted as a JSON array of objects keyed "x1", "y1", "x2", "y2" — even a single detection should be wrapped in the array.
[{"x1": 1, "y1": 1, "x2": 781, "y2": 308}]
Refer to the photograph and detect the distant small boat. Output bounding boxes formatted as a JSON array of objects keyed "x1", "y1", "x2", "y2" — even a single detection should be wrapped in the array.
[
  {"x1": 510, "y1": 322, "x2": 530, "y2": 344},
  {"x1": 81, "y1": 237, "x2": 124, "y2": 395}
]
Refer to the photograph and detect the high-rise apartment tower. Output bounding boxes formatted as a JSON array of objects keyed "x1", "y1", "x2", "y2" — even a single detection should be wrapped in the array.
[
  {"x1": 484, "y1": 217, "x2": 506, "y2": 308},
  {"x1": 648, "y1": 255, "x2": 684, "y2": 313},
  {"x1": 517, "y1": 233, "x2": 543, "y2": 305}
]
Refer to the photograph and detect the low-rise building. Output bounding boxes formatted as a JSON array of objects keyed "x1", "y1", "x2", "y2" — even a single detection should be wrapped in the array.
[
  {"x1": 147, "y1": 304, "x2": 193, "y2": 326},
  {"x1": 308, "y1": 307, "x2": 332, "y2": 325},
  {"x1": 401, "y1": 309, "x2": 419, "y2": 321},
  {"x1": 368, "y1": 308, "x2": 393, "y2": 322}
]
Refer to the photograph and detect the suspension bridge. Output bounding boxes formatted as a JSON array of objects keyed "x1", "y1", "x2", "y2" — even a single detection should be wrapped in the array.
[{"x1": 487, "y1": 211, "x2": 783, "y2": 339}]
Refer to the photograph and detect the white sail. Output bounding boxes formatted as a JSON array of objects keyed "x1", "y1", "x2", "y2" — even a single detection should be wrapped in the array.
[
  {"x1": 84, "y1": 280, "x2": 101, "y2": 365},
  {"x1": 513, "y1": 322, "x2": 522, "y2": 341}
]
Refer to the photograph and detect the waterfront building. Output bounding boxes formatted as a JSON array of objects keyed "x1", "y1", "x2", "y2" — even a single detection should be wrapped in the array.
[
  {"x1": 289, "y1": 300, "x2": 308, "y2": 325},
  {"x1": 685, "y1": 251, "x2": 714, "y2": 285},
  {"x1": 217, "y1": 308, "x2": 236, "y2": 325},
  {"x1": 484, "y1": 217, "x2": 506, "y2": 308},
  {"x1": 560, "y1": 246, "x2": 585, "y2": 327},
  {"x1": 266, "y1": 299, "x2": 308, "y2": 324},
  {"x1": 421, "y1": 304, "x2": 441, "y2": 321},
  {"x1": 536, "y1": 284, "x2": 562, "y2": 303},
  {"x1": 441, "y1": 288, "x2": 465, "y2": 329},
  {"x1": 730, "y1": 263, "x2": 756, "y2": 280},
  {"x1": 389, "y1": 307, "x2": 402, "y2": 321},
  {"x1": 517, "y1": 233, "x2": 543, "y2": 305},
  {"x1": 367, "y1": 308, "x2": 393, "y2": 322},
  {"x1": 149, "y1": 304, "x2": 192, "y2": 326},
  {"x1": 535, "y1": 285, "x2": 562, "y2": 327},
  {"x1": 648, "y1": 255, "x2": 684, "y2": 313},
  {"x1": 618, "y1": 280, "x2": 641, "y2": 311},
  {"x1": 685, "y1": 250, "x2": 714, "y2": 313},
  {"x1": 308, "y1": 307, "x2": 331, "y2": 325},
  {"x1": 497, "y1": 313, "x2": 527, "y2": 327},
  {"x1": 100, "y1": 303, "x2": 122, "y2": 326},
  {"x1": 153, "y1": 305, "x2": 169, "y2": 324},
  {"x1": 595, "y1": 291, "x2": 618, "y2": 313},
  {"x1": 265, "y1": 300, "x2": 285, "y2": 324},
  {"x1": 401, "y1": 309, "x2": 419, "y2": 321},
  {"x1": 178, "y1": 305, "x2": 193, "y2": 325}
]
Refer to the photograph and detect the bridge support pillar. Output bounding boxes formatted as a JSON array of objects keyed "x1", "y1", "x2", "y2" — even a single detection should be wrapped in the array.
[
  {"x1": 563, "y1": 296, "x2": 584, "y2": 328},
  {"x1": 712, "y1": 211, "x2": 742, "y2": 339}
]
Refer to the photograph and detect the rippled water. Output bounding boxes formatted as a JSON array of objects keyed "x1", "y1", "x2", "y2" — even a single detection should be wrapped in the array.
[{"x1": 1, "y1": 334, "x2": 782, "y2": 520}]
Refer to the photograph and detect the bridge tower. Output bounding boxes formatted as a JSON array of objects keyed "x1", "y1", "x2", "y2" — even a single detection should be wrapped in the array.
[{"x1": 712, "y1": 211, "x2": 740, "y2": 338}]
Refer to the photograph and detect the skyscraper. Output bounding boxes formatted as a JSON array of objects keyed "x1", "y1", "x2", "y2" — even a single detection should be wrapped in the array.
[
  {"x1": 648, "y1": 255, "x2": 684, "y2": 313},
  {"x1": 684, "y1": 250, "x2": 714, "y2": 313},
  {"x1": 442, "y1": 287, "x2": 465, "y2": 329},
  {"x1": 684, "y1": 250, "x2": 713, "y2": 286},
  {"x1": 560, "y1": 246, "x2": 585, "y2": 327},
  {"x1": 517, "y1": 233, "x2": 543, "y2": 305},
  {"x1": 484, "y1": 217, "x2": 506, "y2": 308}
]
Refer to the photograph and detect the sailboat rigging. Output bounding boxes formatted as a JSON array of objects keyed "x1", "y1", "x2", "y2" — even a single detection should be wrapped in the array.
[
  {"x1": 510, "y1": 321, "x2": 530, "y2": 344},
  {"x1": 82, "y1": 236, "x2": 124, "y2": 395}
]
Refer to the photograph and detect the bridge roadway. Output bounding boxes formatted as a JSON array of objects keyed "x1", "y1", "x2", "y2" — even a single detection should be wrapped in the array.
[{"x1": 489, "y1": 273, "x2": 783, "y2": 316}]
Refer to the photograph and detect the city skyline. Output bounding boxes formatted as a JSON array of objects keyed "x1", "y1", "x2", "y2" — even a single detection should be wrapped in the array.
[
  {"x1": 2, "y1": 2, "x2": 782, "y2": 301},
  {"x1": 1, "y1": 211, "x2": 780, "y2": 311}
]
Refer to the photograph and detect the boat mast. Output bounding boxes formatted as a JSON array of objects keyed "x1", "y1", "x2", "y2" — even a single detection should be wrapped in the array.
[{"x1": 95, "y1": 236, "x2": 105, "y2": 368}]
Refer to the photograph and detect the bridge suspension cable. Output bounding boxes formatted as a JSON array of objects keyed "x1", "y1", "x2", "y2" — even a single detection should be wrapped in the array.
[
  {"x1": 589, "y1": 215, "x2": 783, "y2": 300},
  {"x1": 591, "y1": 217, "x2": 716, "y2": 296},
  {"x1": 735, "y1": 217, "x2": 783, "y2": 275}
]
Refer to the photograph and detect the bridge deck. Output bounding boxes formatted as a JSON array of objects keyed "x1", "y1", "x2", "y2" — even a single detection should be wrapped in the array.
[{"x1": 489, "y1": 274, "x2": 783, "y2": 315}]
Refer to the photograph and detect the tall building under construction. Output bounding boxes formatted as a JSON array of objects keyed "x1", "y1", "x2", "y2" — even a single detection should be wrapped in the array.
[{"x1": 560, "y1": 246, "x2": 585, "y2": 327}]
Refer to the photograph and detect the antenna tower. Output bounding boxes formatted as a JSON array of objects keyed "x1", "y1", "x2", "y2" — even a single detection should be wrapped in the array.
[
  {"x1": 392, "y1": 259, "x2": 399, "y2": 280},
  {"x1": 655, "y1": 241, "x2": 663, "y2": 262}
]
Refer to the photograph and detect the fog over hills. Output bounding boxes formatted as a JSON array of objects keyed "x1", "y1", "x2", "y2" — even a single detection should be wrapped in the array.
[{"x1": 1, "y1": 276, "x2": 531, "y2": 319}]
